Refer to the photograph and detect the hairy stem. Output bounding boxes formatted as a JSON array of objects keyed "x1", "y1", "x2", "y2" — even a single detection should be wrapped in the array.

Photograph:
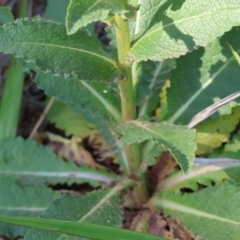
[{"x1": 115, "y1": 15, "x2": 141, "y2": 174}]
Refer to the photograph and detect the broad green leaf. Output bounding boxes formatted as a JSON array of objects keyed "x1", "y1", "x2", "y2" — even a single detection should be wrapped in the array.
[
  {"x1": 118, "y1": 120, "x2": 196, "y2": 173},
  {"x1": 35, "y1": 72, "x2": 121, "y2": 123},
  {"x1": 35, "y1": 71, "x2": 121, "y2": 143},
  {"x1": 129, "y1": 0, "x2": 240, "y2": 62},
  {"x1": 35, "y1": 72, "x2": 129, "y2": 174},
  {"x1": 134, "y1": 60, "x2": 173, "y2": 107},
  {"x1": 45, "y1": 0, "x2": 70, "y2": 23},
  {"x1": 133, "y1": 61, "x2": 155, "y2": 106},
  {"x1": 151, "y1": 183, "x2": 240, "y2": 240},
  {"x1": 161, "y1": 27, "x2": 240, "y2": 125},
  {"x1": 25, "y1": 187, "x2": 123, "y2": 239},
  {"x1": 195, "y1": 106, "x2": 240, "y2": 155},
  {"x1": 0, "y1": 18, "x2": 121, "y2": 82},
  {"x1": 133, "y1": 0, "x2": 169, "y2": 36},
  {"x1": 66, "y1": 0, "x2": 127, "y2": 35},
  {"x1": 0, "y1": 137, "x2": 115, "y2": 186},
  {"x1": 105, "y1": 24, "x2": 117, "y2": 48},
  {"x1": 47, "y1": 99, "x2": 96, "y2": 138},
  {"x1": 0, "y1": 177, "x2": 60, "y2": 238},
  {"x1": 45, "y1": 0, "x2": 95, "y2": 36},
  {"x1": 127, "y1": 0, "x2": 138, "y2": 6},
  {"x1": 159, "y1": 158, "x2": 240, "y2": 191},
  {"x1": 0, "y1": 7, "x2": 14, "y2": 24},
  {"x1": 141, "y1": 140, "x2": 165, "y2": 170},
  {"x1": 137, "y1": 59, "x2": 175, "y2": 118}
]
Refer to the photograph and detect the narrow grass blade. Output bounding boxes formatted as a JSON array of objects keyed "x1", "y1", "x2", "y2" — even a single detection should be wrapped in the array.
[
  {"x1": 0, "y1": 0, "x2": 27, "y2": 139},
  {"x1": 0, "y1": 216, "x2": 166, "y2": 240},
  {"x1": 0, "y1": 56, "x2": 24, "y2": 138}
]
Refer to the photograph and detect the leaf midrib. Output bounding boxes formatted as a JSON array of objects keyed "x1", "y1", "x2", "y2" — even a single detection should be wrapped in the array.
[
  {"x1": 133, "y1": 7, "x2": 240, "y2": 47},
  {"x1": 155, "y1": 198, "x2": 240, "y2": 225},
  {"x1": 168, "y1": 52, "x2": 237, "y2": 123},
  {"x1": 1, "y1": 171, "x2": 115, "y2": 184},
  {"x1": 80, "y1": 81, "x2": 121, "y2": 122},
  {"x1": 161, "y1": 161, "x2": 240, "y2": 190},
  {"x1": 4, "y1": 41, "x2": 119, "y2": 69},
  {"x1": 69, "y1": 0, "x2": 103, "y2": 26},
  {"x1": 130, "y1": 121, "x2": 168, "y2": 141},
  {"x1": 79, "y1": 0, "x2": 101, "y2": 15},
  {"x1": 0, "y1": 207, "x2": 45, "y2": 212},
  {"x1": 55, "y1": 179, "x2": 131, "y2": 240}
]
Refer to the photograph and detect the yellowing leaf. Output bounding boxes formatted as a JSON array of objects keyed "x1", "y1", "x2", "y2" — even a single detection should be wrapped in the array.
[{"x1": 195, "y1": 106, "x2": 240, "y2": 155}]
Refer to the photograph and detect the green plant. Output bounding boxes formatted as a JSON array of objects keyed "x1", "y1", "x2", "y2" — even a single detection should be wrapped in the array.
[{"x1": 1, "y1": 0, "x2": 240, "y2": 239}]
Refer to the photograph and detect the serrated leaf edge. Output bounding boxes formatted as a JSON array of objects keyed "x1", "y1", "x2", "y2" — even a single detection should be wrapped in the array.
[
  {"x1": 129, "y1": 8, "x2": 240, "y2": 62},
  {"x1": 120, "y1": 121, "x2": 196, "y2": 172},
  {"x1": 1, "y1": 18, "x2": 121, "y2": 81}
]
